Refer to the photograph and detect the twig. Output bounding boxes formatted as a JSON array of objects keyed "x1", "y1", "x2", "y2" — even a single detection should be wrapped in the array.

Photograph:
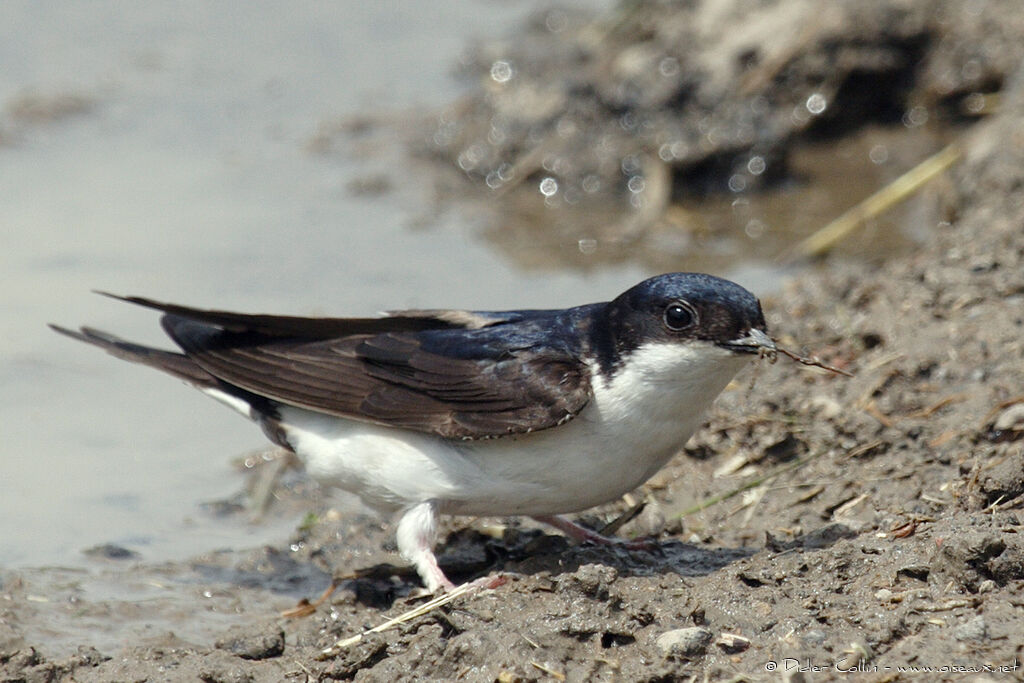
[
  {"x1": 864, "y1": 402, "x2": 894, "y2": 428},
  {"x1": 904, "y1": 393, "x2": 969, "y2": 419},
  {"x1": 773, "y1": 344, "x2": 854, "y2": 377},
  {"x1": 599, "y1": 499, "x2": 646, "y2": 536}
]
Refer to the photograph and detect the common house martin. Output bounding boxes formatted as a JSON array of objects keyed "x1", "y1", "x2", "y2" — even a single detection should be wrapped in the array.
[{"x1": 52, "y1": 272, "x2": 775, "y2": 592}]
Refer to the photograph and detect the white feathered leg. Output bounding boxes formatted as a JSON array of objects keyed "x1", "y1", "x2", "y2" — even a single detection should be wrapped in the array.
[{"x1": 396, "y1": 500, "x2": 454, "y2": 592}]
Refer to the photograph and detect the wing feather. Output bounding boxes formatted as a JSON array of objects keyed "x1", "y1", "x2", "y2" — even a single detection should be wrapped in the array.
[
  {"x1": 161, "y1": 315, "x2": 591, "y2": 439},
  {"x1": 99, "y1": 292, "x2": 512, "y2": 336}
]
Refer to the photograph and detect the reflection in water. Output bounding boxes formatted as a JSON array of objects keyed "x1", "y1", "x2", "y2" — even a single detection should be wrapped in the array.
[{"x1": 465, "y1": 125, "x2": 951, "y2": 274}]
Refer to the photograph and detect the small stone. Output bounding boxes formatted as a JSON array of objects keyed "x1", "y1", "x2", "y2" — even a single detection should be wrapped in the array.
[
  {"x1": 977, "y1": 579, "x2": 997, "y2": 593},
  {"x1": 656, "y1": 627, "x2": 714, "y2": 657},
  {"x1": 560, "y1": 563, "x2": 617, "y2": 596},
  {"x1": 994, "y1": 403, "x2": 1024, "y2": 432},
  {"x1": 715, "y1": 632, "x2": 750, "y2": 653},
  {"x1": 215, "y1": 625, "x2": 285, "y2": 660},
  {"x1": 953, "y1": 615, "x2": 988, "y2": 642},
  {"x1": 874, "y1": 588, "x2": 893, "y2": 601},
  {"x1": 198, "y1": 665, "x2": 255, "y2": 683}
]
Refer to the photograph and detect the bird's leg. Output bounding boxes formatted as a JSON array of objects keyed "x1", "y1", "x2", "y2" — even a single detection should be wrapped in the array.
[
  {"x1": 397, "y1": 500, "x2": 455, "y2": 593},
  {"x1": 532, "y1": 514, "x2": 656, "y2": 550}
]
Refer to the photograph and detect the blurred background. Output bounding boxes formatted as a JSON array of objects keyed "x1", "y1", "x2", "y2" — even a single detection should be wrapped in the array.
[{"x1": 1, "y1": 0, "x2": 1002, "y2": 568}]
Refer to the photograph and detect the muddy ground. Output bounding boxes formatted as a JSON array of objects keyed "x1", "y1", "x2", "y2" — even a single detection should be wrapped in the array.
[{"x1": 5, "y1": 1, "x2": 1024, "y2": 681}]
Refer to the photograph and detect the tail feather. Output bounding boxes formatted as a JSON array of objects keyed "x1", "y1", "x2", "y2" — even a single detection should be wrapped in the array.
[
  {"x1": 48, "y1": 324, "x2": 218, "y2": 388},
  {"x1": 50, "y1": 323, "x2": 291, "y2": 448}
]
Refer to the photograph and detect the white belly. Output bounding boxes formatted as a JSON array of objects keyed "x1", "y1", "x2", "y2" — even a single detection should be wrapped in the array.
[{"x1": 279, "y1": 341, "x2": 749, "y2": 517}]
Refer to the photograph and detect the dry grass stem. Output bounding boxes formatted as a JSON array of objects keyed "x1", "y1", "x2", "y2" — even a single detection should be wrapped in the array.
[
  {"x1": 321, "y1": 578, "x2": 496, "y2": 656},
  {"x1": 785, "y1": 142, "x2": 962, "y2": 260}
]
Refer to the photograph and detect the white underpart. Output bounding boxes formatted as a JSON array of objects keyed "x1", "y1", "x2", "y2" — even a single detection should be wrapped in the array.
[
  {"x1": 201, "y1": 340, "x2": 752, "y2": 588},
  {"x1": 282, "y1": 341, "x2": 747, "y2": 513}
]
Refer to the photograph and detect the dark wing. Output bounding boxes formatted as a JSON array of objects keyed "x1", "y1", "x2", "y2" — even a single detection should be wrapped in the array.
[
  {"x1": 48, "y1": 324, "x2": 218, "y2": 387},
  {"x1": 112, "y1": 295, "x2": 592, "y2": 440},
  {"x1": 97, "y1": 292, "x2": 495, "y2": 337}
]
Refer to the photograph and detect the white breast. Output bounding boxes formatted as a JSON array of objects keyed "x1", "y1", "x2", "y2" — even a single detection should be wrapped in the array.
[{"x1": 279, "y1": 340, "x2": 751, "y2": 517}]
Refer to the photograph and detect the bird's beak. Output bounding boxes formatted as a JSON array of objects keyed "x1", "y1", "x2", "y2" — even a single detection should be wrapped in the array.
[{"x1": 719, "y1": 328, "x2": 776, "y2": 357}]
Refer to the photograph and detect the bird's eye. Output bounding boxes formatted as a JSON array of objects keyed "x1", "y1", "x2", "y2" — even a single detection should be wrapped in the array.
[{"x1": 663, "y1": 301, "x2": 697, "y2": 331}]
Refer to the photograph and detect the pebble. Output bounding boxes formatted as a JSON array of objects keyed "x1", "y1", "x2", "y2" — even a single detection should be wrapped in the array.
[
  {"x1": 656, "y1": 627, "x2": 714, "y2": 657},
  {"x1": 994, "y1": 403, "x2": 1024, "y2": 432},
  {"x1": 215, "y1": 625, "x2": 285, "y2": 660},
  {"x1": 953, "y1": 615, "x2": 988, "y2": 642},
  {"x1": 715, "y1": 632, "x2": 750, "y2": 653},
  {"x1": 562, "y1": 563, "x2": 618, "y2": 597}
]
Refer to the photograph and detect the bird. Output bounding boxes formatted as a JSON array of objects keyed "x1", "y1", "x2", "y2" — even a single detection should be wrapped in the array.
[{"x1": 51, "y1": 272, "x2": 774, "y2": 592}]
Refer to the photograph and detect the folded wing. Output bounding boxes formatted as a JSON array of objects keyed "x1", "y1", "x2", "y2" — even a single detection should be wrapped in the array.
[{"x1": 132, "y1": 296, "x2": 593, "y2": 440}]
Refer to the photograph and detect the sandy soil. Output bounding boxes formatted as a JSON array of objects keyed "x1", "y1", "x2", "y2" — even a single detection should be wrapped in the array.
[{"x1": 5, "y1": 2, "x2": 1024, "y2": 681}]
